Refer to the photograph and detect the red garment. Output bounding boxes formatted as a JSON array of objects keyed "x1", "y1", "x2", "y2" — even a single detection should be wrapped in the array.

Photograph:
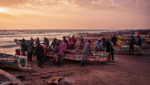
[
  {"x1": 15, "y1": 49, "x2": 20, "y2": 55},
  {"x1": 43, "y1": 45, "x2": 47, "y2": 56},
  {"x1": 70, "y1": 38, "x2": 76, "y2": 44},
  {"x1": 68, "y1": 42, "x2": 74, "y2": 50},
  {"x1": 81, "y1": 42, "x2": 85, "y2": 48},
  {"x1": 31, "y1": 37, "x2": 34, "y2": 41}
]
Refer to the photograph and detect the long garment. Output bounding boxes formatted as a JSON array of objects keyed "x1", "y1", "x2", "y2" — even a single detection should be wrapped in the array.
[
  {"x1": 106, "y1": 41, "x2": 114, "y2": 61},
  {"x1": 79, "y1": 41, "x2": 85, "y2": 50},
  {"x1": 129, "y1": 37, "x2": 135, "y2": 50},
  {"x1": 53, "y1": 46, "x2": 59, "y2": 62},
  {"x1": 57, "y1": 41, "x2": 67, "y2": 64},
  {"x1": 82, "y1": 42, "x2": 91, "y2": 62},
  {"x1": 21, "y1": 41, "x2": 26, "y2": 56},
  {"x1": 27, "y1": 45, "x2": 34, "y2": 61},
  {"x1": 111, "y1": 36, "x2": 118, "y2": 46},
  {"x1": 138, "y1": 36, "x2": 142, "y2": 47},
  {"x1": 35, "y1": 44, "x2": 44, "y2": 67}
]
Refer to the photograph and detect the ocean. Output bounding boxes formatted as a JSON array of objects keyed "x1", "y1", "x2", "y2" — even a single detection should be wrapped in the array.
[{"x1": 0, "y1": 30, "x2": 105, "y2": 54}]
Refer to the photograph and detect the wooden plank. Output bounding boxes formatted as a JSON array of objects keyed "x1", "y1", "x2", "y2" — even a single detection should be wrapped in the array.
[{"x1": 0, "y1": 69, "x2": 21, "y2": 83}]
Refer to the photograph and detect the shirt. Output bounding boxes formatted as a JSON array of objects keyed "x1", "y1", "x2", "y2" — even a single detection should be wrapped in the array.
[{"x1": 82, "y1": 42, "x2": 91, "y2": 54}]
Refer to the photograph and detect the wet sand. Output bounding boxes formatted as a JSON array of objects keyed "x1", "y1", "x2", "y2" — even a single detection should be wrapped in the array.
[{"x1": 3, "y1": 50, "x2": 150, "y2": 85}]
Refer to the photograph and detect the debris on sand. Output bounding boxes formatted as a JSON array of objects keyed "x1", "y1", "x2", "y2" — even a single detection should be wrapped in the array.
[{"x1": 47, "y1": 76, "x2": 63, "y2": 85}]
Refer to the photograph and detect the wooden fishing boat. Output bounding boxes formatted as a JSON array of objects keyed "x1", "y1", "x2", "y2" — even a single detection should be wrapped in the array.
[
  {"x1": 114, "y1": 45, "x2": 142, "y2": 55},
  {"x1": 0, "y1": 53, "x2": 27, "y2": 68},
  {"x1": 47, "y1": 50, "x2": 109, "y2": 63}
]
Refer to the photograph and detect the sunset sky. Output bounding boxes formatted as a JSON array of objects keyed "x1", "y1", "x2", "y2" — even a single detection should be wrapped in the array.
[{"x1": 0, "y1": 0, "x2": 150, "y2": 30}]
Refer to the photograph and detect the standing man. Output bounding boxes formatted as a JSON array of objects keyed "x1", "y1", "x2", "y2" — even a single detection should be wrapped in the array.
[
  {"x1": 81, "y1": 40, "x2": 91, "y2": 66},
  {"x1": 129, "y1": 36, "x2": 135, "y2": 55},
  {"x1": 57, "y1": 39, "x2": 67, "y2": 66},
  {"x1": 21, "y1": 38, "x2": 27, "y2": 56},
  {"x1": 35, "y1": 41, "x2": 44, "y2": 68},
  {"x1": 105, "y1": 40, "x2": 114, "y2": 62},
  {"x1": 27, "y1": 42, "x2": 34, "y2": 62},
  {"x1": 111, "y1": 35, "x2": 118, "y2": 46}
]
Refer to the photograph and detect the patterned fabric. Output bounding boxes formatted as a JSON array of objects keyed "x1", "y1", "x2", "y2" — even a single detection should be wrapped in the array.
[
  {"x1": 0, "y1": 53, "x2": 27, "y2": 68},
  {"x1": 65, "y1": 50, "x2": 108, "y2": 62}
]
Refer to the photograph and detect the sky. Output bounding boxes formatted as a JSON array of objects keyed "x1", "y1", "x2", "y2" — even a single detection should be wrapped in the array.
[{"x1": 0, "y1": 0, "x2": 150, "y2": 30}]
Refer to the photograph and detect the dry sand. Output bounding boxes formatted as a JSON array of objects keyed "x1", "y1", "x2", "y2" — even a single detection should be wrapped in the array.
[{"x1": 2, "y1": 50, "x2": 150, "y2": 85}]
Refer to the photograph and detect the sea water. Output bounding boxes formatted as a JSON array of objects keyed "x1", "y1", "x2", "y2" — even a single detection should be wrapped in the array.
[{"x1": 0, "y1": 30, "x2": 104, "y2": 54}]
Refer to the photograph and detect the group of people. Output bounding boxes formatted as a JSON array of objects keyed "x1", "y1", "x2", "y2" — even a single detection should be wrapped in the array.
[
  {"x1": 129, "y1": 35, "x2": 143, "y2": 55},
  {"x1": 99, "y1": 34, "x2": 143, "y2": 55},
  {"x1": 16, "y1": 35, "x2": 117, "y2": 67},
  {"x1": 16, "y1": 36, "x2": 78, "y2": 67},
  {"x1": 95, "y1": 38, "x2": 114, "y2": 62}
]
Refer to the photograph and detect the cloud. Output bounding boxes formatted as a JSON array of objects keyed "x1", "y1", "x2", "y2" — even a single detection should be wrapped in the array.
[
  {"x1": 0, "y1": 0, "x2": 150, "y2": 11},
  {"x1": 0, "y1": 0, "x2": 27, "y2": 6}
]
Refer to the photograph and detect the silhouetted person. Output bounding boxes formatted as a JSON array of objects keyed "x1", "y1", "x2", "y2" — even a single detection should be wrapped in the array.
[
  {"x1": 129, "y1": 36, "x2": 135, "y2": 55},
  {"x1": 35, "y1": 38, "x2": 40, "y2": 45},
  {"x1": 27, "y1": 42, "x2": 34, "y2": 61},
  {"x1": 51, "y1": 38, "x2": 57, "y2": 48},
  {"x1": 111, "y1": 35, "x2": 118, "y2": 46},
  {"x1": 79, "y1": 38, "x2": 85, "y2": 50},
  {"x1": 102, "y1": 38, "x2": 106, "y2": 51},
  {"x1": 105, "y1": 40, "x2": 114, "y2": 61},
  {"x1": 44, "y1": 37, "x2": 49, "y2": 46},
  {"x1": 21, "y1": 38, "x2": 26, "y2": 56},
  {"x1": 137, "y1": 35, "x2": 142, "y2": 47},
  {"x1": 35, "y1": 42, "x2": 44, "y2": 67}
]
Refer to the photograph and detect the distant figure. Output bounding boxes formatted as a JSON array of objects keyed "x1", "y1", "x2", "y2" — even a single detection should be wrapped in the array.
[
  {"x1": 68, "y1": 39, "x2": 74, "y2": 50},
  {"x1": 51, "y1": 38, "x2": 57, "y2": 48},
  {"x1": 102, "y1": 38, "x2": 106, "y2": 51},
  {"x1": 35, "y1": 38, "x2": 40, "y2": 45},
  {"x1": 42, "y1": 44, "x2": 48, "y2": 64},
  {"x1": 44, "y1": 37, "x2": 49, "y2": 46},
  {"x1": 96, "y1": 40, "x2": 100, "y2": 51},
  {"x1": 30, "y1": 37, "x2": 34, "y2": 45},
  {"x1": 57, "y1": 39, "x2": 67, "y2": 66},
  {"x1": 21, "y1": 38, "x2": 27, "y2": 56},
  {"x1": 15, "y1": 49, "x2": 20, "y2": 55},
  {"x1": 111, "y1": 35, "x2": 118, "y2": 46},
  {"x1": 99, "y1": 39, "x2": 104, "y2": 51},
  {"x1": 129, "y1": 36, "x2": 135, "y2": 55},
  {"x1": 118, "y1": 35, "x2": 123, "y2": 46},
  {"x1": 63, "y1": 36, "x2": 68, "y2": 47},
  {"x1": 81, "y1": 40, "x2": 91, "y2": 66},
  {"x1": 27, "y1": 42, "x2": 34, "y2": 61},
  {"x1": 79, "y1": 38, "x2": 85, "y2": 50},
  {"x1": 105, "y1": 40, "x2": 114, "y2": 62},
  {"x1": 35, "y1": 42, "x2": 44, "y2": 67},
  {"x1": 96, "y1": 39, "x2": 103, "y2": 51},
  {"x1": 31, "y1": 37, "x2": 34, "y2": 41},
  {"x1": 52, "y1": 43, "x2": 60, "y2": 65},
  {"x1": 137, "y1": 35, "x2": 142, "y2": 47},
  {"x1": 70, "y1": 36, "x2": 76, "y2": 49}
]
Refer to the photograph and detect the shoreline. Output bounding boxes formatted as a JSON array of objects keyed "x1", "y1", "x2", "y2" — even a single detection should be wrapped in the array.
[{"x1": 0, "y1": 30, "x2": 150, "y2": 85}]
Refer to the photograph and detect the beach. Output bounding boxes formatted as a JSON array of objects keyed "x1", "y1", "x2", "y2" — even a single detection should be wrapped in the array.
[
  {"x1": 0, "y1": 30, "x2": 150, "y2": 85},
  {"x1": 3, "y1": 50, "x2": 150, "y2": 85}
]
